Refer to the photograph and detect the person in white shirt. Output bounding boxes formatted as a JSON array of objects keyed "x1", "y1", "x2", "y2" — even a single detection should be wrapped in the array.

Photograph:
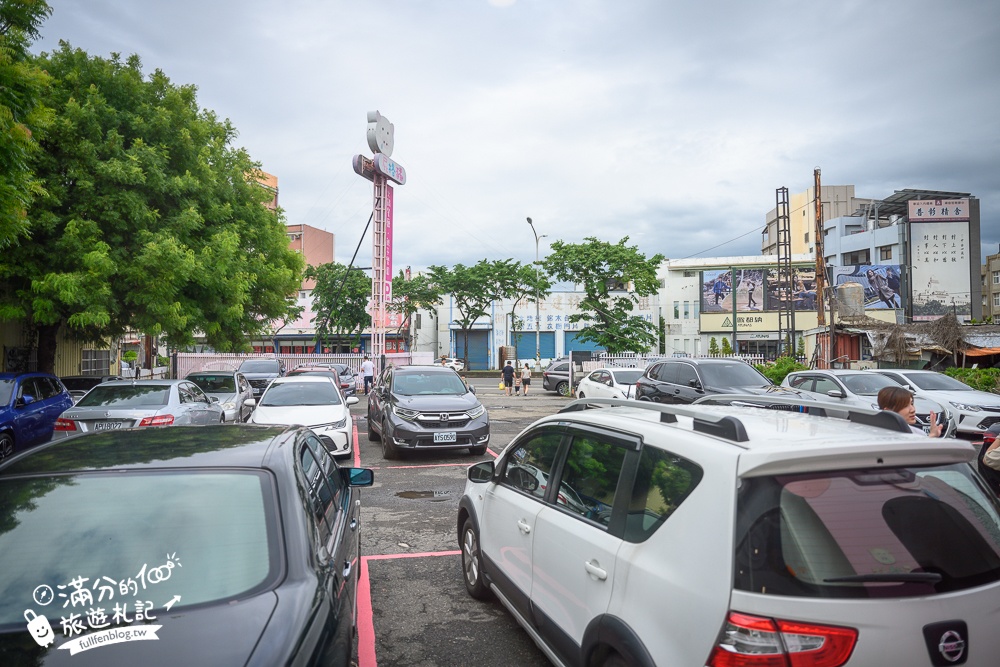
[{"x1": 361, "y1": 355, "x2": 375, "y2": 395}]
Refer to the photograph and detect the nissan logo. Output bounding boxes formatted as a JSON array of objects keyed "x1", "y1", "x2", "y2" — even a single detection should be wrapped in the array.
[{"x1": 938, "y1": 630, "x2": 965, "y2": 663}]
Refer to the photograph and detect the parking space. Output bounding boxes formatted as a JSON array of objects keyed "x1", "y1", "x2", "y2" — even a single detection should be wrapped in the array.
[{"x1": 351, "y1": 379, "x2": 564, "y2": 666}]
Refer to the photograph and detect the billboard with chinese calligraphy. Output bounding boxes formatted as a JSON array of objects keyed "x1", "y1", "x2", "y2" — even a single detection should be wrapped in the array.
[
  {"x1": 907, "y1": 198, "x2": 969, "y2": 222},
  {"x1": 910, "y1": 221, "x2": 971, "y2": 318},
  {"x1": 831, "y1": 265, "x2": 903, "y2": 309}
]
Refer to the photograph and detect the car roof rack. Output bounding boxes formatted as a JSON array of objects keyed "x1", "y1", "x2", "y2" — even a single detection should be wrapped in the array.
[
  {"x1": 560, "y1": 398, "x2": 750, "y2": 443},
  {"x1": 692, "y1": 393, "x2": 912, "y2": 434}
]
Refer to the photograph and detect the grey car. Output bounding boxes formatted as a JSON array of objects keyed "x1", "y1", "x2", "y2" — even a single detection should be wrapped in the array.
[
  {"x1": 59, "y1": 375, "x2": 123, "y2": 404},
  {"x1": 52, "y1": 379, "x2": 225, "y2": 439},
  {"x1": 186, "y1": 370, "x2": 254, "y2": 423}
]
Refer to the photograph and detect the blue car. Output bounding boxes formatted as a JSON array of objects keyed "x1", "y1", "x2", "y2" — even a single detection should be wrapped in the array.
[{"x1": 0, "y1": 372, "x2": 74, "y2": 460}]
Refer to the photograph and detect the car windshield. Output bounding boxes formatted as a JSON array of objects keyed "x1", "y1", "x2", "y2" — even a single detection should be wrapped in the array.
[
  {"x1": 187, "y1": 375, "x2": 236, "y2": 393},
  {"x1": 904, "y1": 372, "x2": 973, "y2": 391},
  {"x1": 612, "y1": 370, "x2": 644, "y2": 384},
  {"x1": 0, "y1": 471, "x2": 278, "y2": 624},
  {"x1": 239, "y1": 360, "x2": 280, "y2": 373},
  {"x1": 0, "y1": 380, "x2": 12, "y2": 405},
  {"x1": 699, "y1": 362, "x2": 770, "y2": 388},
  {"x1": 839, "y1": 373, "x2": 897, "y2": 396},
  {"x1": 734, "y1": 463, "x2": 1000, "y2": 599},
  {"x1": 59, "y1": 378, "x2": 104, "y2": 392},
  {"x1": 260, "y1": 381, "x2": 342, "y2": 406},
  {"x1": 392, "y1": 372, "x2": 468, "y2": 396},
  {"x1": 76, "y1": 384, "x2": 171, "y2": 407}
]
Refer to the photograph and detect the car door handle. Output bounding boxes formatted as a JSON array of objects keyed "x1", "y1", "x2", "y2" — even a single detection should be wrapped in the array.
[
  {"x1": 517, "y1": 519, "x2": 532, "y2": 534},
  {"x1": 350, "y1": 518, "x2": 358, "y2": 531},
  {"x1": 584, "y1": 560, "x2": 608, "y2": 581},
  {"x1": 342, "y1": 560, "x2": 352, "y2": 578}
]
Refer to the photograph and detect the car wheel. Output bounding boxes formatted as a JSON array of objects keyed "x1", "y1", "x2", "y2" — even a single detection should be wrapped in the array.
[
  {"x1": 0, "y1": 433, "x2": 13, "y2": 461},
  {"x1": 381, "y1": 420, "x2": 400, "y2": 460},
  {"x1": 600, "y1": 651, "x2": 628, "y2": 667},
  {"x1": 556, "y1": 381, "x2": 569, "y2": 397},
  {"x1": 461, "y1": 517, "x2": 492, "y2": 600},
  {"x1": 367, "y1": 410, "x2": 380, "y2": 442},
  {"x1": 577, "y1": 391, "x2": 585, "y2": 399},
  {"x1": 469, "y1": 444, "x2": 487, "y2": 455}
]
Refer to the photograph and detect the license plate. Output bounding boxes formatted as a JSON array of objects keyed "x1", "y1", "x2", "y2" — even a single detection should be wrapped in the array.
[
  {"x1": 94, "y1": 421, "x2": 124, "y2": 431},
  {"x1": 433, "y1": 432, "x2": 457, "y2": 443}
]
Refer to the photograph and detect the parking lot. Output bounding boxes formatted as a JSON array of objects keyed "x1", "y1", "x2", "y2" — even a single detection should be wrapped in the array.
[{"x1": 352, "y1": 377, "x2": 561, "y2": 667}]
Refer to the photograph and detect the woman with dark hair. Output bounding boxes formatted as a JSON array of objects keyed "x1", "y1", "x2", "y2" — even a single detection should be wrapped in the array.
[{"x1": 877, "y1": 386, "x2": 941, "y2": 436}]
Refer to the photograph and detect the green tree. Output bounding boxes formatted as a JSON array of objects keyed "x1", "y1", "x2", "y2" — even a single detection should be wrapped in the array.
[
  {"x1": 0, "y1": 45, "x2": 303, "y2": 372},
  {"x1": 0, "y1": 0, "x2": 52, "y2": 246},
  {"x1": 720, "y1": 337, "x2": 733, "y2": 355},
  {"x1": 709, "y1": 337, "x2": 720, "y2": 355},
  {"x1": 307, "y1": 262, "x2": 372, "y2": 350},
  {"x1": 754, "y1": 355, "x2": 808, "y2": 385},
  {"x1": 542, "y1": 237, "x2": 664, "y2": 354},
  {"x1": 428, "y1": 259, "x2": 519, "y2": 364},
  {"x1": 504, "y1": 262, "x2": 552, "y2": 362},
  {"x1": 388, "y1": 270, "x2": 442, "y2": 349}
]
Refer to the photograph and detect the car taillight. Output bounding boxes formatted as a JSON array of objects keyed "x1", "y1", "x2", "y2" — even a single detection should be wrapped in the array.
[
  {"x1": 985, "y1": 431, "x2": 998, "y2": 447},
  {"x1": 707, "y1": 612, "x2": 857, "y2": 667},
  {"x1": 138, "y1": 415, "x2": 175, "y2": 427},
  {"x1": 54, "y1": 418, "x2": 77, "y2": 431}
]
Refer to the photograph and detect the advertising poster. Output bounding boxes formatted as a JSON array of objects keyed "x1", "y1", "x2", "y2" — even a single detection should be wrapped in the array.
[
  {"x1": 831, "y1": 265, "x2": 902, "y2": 309},
  {"x1": 910, "y1": 220, "x2": 971, "y2": 318},
  {"x1": 701, "y1": 270, "x2": 732, "y2": 313},
  {"x1": 764, "y1": 267, "x2": 818, "y2": 311}
]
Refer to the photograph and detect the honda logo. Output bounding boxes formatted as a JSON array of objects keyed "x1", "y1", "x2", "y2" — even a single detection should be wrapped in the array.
[{"x1": 439, "y1": 413, "x2": 449, "y2": 422}]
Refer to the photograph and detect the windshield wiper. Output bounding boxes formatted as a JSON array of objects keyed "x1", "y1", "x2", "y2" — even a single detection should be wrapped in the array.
[{"x1": 824, "y1": 572, "x2": 942, "y2": 584}]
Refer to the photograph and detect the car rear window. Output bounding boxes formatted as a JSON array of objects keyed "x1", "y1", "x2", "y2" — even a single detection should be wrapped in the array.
[
  {"x1": 187, "y1": 375, "x2": 237, "y2": 393},
  {"x1": 239, "y1": 360, "x2": 281, "y2": 373},
  {"x1": 76, "y1": 384, "x2": 171, "y2": 407},
  {"x1": 734, "y1": 464, "x2": 1000, "y2": 598},
  {"x1": 60, "y1": 378, "x2": 104, "y2": 392},
  {"x1": 0, "y1": 471, "x2": 279, "y2": 624},
  {"x1": 261, "y1": 380, "x2": 342, "y2": 406}
]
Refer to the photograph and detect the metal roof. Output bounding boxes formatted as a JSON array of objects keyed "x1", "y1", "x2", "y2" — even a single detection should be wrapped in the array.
[{"x1": 869, "y1": 188, "x2": 972, "y2": 218}]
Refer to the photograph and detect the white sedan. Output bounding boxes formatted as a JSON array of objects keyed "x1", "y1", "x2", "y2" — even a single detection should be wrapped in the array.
[
  {"x1": 248, "y1": 375, "x2": 359, "y2": 457},
  {"x1": 575, "y1": 367, "x2": 645, "y2": 400}
]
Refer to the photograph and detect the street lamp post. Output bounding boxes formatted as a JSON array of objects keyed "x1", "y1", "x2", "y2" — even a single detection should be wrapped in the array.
[{"x1": 527, "y1": 217, "x2": 546, "y2": 371}]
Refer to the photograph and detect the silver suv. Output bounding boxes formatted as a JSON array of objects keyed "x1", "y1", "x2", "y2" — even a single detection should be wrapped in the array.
[{"x1": 457, "y1": 396, "x2": 1000, "y2": 666}]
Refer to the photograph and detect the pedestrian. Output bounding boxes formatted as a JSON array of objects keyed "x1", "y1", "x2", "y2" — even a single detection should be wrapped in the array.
[
  {"x1": 877, "y1": 386, "x2": 941, "y2": 437},
  {"x1": 501, "y1": 360, "x2": 515, "y2": 397},
  {"x1": 521, "y1": 363, "x2": 532, "y2": 396},
  {"x1": 514, "y1": 374, "x2": 522, "y2": 396},
  {"x1": 746, "y1": 280, "x2": 757, "y2": 309},
  {"x1": 361, "y1": 355, "x2": 375, "y2": 395},
  {"x1": 713, "y1": 276, "x2": 726, "y2": 305}
]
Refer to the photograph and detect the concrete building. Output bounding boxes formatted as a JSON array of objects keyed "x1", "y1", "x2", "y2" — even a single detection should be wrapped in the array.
[
  {"x1": 286, "y1": 223, "x2": 334, "y2": 291},
  {"x1": 984, "y1": 246, "x2": 1000, "y2": 320},
  {"x1": 761, "y1": 185, "x2": 872, "y2": 256}
]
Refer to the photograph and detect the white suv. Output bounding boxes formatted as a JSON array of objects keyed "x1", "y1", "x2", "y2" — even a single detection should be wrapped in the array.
[{"x1": 457, "y1": 396, "x2": 1000, "y2": 667}]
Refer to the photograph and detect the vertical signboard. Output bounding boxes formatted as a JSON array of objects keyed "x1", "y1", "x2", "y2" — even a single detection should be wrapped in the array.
[
  {"x1": 908, "y1": 199, "x2": 971, "y2": 320},
  {"x1": 384, "y1": 185, "x2": 393, "y2": 304}
]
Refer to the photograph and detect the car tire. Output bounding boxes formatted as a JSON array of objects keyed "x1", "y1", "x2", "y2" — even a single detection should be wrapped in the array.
[
  {"x1": 461, "y1": 517, "x2": 492, "y2": 600},
  {"x1": 381, "y1": 420, "x2": 400, "y2": 460},
  {"x1": 577, "y1": 391, "x2": 586, "y2": 399},
  {"x1": 600, "y1": 651, "x2": 628, "y2": 667},
  {"x1": 367, "y1": 411, "x2": 380, "y2": 442},
  {"x1": 0, "y1": 432, "x2": 13, "y2": 461},
  {"x1": 556, "y1": 381, "x2": 569, "y2": 397},
  {"x1": 469, "y1": 444, "x2": 487, "y2": 455}
]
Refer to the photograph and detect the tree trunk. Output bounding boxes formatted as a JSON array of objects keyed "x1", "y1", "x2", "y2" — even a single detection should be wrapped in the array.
[{"x1": 36, "y1": 323, "x2": 61, "y2": 374}]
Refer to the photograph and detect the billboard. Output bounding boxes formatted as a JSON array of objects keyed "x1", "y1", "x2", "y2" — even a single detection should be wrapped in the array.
[
  {"x1": 763, "y1": 267, "x2": 818, "y2": 311},
  {"x1": 831, "y1": 265, "x2": 902, "y2": 309},
  {"x1": 910, "y1": 220, "x2": 971, "y2": 318},
  {"x1": 907, "y1": 198, "x2": 969, "y2": 222}
]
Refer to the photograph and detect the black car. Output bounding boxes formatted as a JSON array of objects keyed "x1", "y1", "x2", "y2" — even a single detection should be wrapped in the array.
[
  {"x1": 634, "y1": 357, "x2": 791, "y2": 404},
  {"x1": 237, "y1": 358, "x2": 286, "y2": 397},
  {"x1": 367, "y1": 365, "x2": 489, "y2": 459},
  {"x1": 58, "y1": 375, "x2": 123, "y2": 404},
  {"x1": 0, "y1": 424, "x2": 373, "y2": 666}
]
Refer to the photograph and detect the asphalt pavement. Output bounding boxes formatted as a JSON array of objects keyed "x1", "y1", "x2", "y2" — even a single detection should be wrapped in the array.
[{"x1": 351, "y1": 376, "x2": 567, "y2": 667}]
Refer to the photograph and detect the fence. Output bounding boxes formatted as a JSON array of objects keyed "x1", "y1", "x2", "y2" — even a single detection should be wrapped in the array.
[{"x1": 175, "y1": 352, "x2": 414, "y2": 383}]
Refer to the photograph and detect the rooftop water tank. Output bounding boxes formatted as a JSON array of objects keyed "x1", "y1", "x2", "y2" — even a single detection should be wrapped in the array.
[{"x1": 838, "y1": 282, "x2": 864, "y2": 317}]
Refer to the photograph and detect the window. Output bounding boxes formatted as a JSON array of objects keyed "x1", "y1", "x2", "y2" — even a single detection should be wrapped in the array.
[
  {"x1": 994, "y1": 293, "x2": 1000, "y2": 308},
  {"x1": 675, "y1": 364, "x2": 698, "y2": 387},
  {"x1": 502, "y1": 431, "x2": 563, "y2": 500},
  {"x1": 673, "y1": 301, "x2": 679, "y2": 319},
  {"x1": 624, "y1": 446, "x2": 703, "y2": 542},
  {"x1": 880, "y1": 246, "x2": 893, "y2": 261},
  {"x1": 299, "y1": 435, "x2": 344, "y2": 539},
  {"x1": 82, "y1": 349, "x2": 111, "y2": 376},
  {"x1": 683, "y1": 302, "x2": 690, "y2": 319},
  {"x1": 993, "y1": 271, "x2": 1000, "y2": 285},
  {"x1": 558, "y1": 433, "x2": 629, "y2": 525},
  {"x1": 804, "y1": 232, "x2": 810, "y2": 243},
  {"x1": 812, "y1": 377, "x2": 840, "y2": 394}
]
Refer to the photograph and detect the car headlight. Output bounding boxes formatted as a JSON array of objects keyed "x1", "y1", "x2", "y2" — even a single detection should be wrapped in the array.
[
  {"x1": 222, "y1": 401, "x2": 236, "y2": 410},
  {"x1": 871, "y1": 403, "x2": 880, "y2": 410},
  {"x1": 949, "y1": 401, "x2": 983, "y2": 412},
  {"x1": 314, "y1": 418, "x2": 347, "y2": 430},
  {"x1": 466, "y1": 404, "x2": 486, "y2": 419},
  {"x1": 392, "y1": 405, "x2": 419, "y2": 421}
]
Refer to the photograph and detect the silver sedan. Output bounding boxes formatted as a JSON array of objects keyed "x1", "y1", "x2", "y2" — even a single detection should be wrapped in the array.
[{"x1": 52, "y1": 379, "x2": 225, "y2": 439}]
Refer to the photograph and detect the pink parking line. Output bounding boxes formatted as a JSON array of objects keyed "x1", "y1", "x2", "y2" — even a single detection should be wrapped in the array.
[
  {"x1": 357, "y1": 551, "x2": 462, "y2": 667},
  {"x1": 353, "y1": 419, "x2": 361, "y2": 468}
]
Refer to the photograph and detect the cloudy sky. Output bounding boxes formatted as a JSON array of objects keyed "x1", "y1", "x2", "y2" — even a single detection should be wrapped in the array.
[{"x1": 32, "y1": 0, "x2": 1000, "y2": 272}]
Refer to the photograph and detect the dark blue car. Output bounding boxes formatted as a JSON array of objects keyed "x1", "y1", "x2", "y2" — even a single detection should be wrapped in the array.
[{"x1": 0, "y1": 372, "x2": 73, "y2": 460}]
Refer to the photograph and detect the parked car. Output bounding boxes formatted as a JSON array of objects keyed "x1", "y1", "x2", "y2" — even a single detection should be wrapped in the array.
[
  {"x1": 0, "y1": 372, "x2": 74, "y2": 460},
  {"x1": 634, "y1": 357, "x2": 795, "y2": 405},
  {"x1": 977, "y1": 423, "x2": 1000, "y2": 496},
  {"x1": 440, "y1": 357, "x2": 465, "y2": 371},
  {"x1": 575, "y1": 367, "x2": 645, "y2": 400},
  {"x1": 185, "y1": 370, "x2": 254, "y2": 423},
  {"x1": 248, "y1": 375, "x2": 358, "y2": 458},
  {"x1": 287, "y1": 365, "x2": 352, "y2": 399},
  {"x1": 0, "y1": 424, "x2": 373, "y2": 665},
  {"x1": 59, "y1": 375, "x2": 123, "y2": 404},
  {"x1": 52, "y1": 379, "x2": 225, "y2": 439},
  {"x1": 872, "y1": 368, "x2": 1000, "y2": 436},
  {"x1": 238, "y1": 357, "x2": 286, "y2": 398},
  {"x1": 367, "y1": 365, "x2": 489, "y2": 459},
  {"x1": 542, "y1": 360, "x2": 571, "y2": 396},
  {"x1": 782, "y1": 369, "x2": 957, "y2": 437},
  {"x1": 458, "y1": 396, "x2": 1000, "y2": 666},
  {"x1": 325, "y1": 363, "x2": 359, "y2": 397}
]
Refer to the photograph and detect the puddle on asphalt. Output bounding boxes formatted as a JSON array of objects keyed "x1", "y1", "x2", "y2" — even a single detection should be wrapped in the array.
[{"x1": 396, "y1": 490, "x2": 452, "y2": 501}]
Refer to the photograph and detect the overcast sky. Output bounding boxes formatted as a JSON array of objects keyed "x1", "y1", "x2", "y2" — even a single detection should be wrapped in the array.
[{"x1": 32, "y1": 0, "x2": 1000, "y2": 273}]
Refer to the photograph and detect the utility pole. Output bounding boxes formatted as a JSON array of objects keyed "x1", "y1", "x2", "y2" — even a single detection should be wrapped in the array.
[{"x1": 814, "y1": 168, "x2": 827, "y2": 328}]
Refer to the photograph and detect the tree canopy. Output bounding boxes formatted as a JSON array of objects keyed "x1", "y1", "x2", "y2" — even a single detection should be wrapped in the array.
[
  {"x1": 543, "y1": 236, "x2": 664, "y2": 354},
  {"x1": 0, "y1": 0, "x2": 52, "y2": 246},
  {"x1": 388, "y1": 270, "x2": 442, "y2": 347},
  {"x1": 504, "y1": 261, "x2": 552, "y2": 361},
  {"x1": 307, "y1": 262, "x2": 372, "y2": 350},
  {"x1": 0, "y1": 44, "x2": 303, "y2": 371}
]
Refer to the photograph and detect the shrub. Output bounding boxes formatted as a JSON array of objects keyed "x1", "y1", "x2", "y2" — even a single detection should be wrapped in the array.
[
  {"x1": 943, "y1": 367, "x2": 1000, "y2": 393},
  {"x1": 720, "y1": 338, "x2": 733, "y2": 355},
  {"x1": 755, "y1": 355, "x2": 808, "y2": 385},
  {"x1": 709, "y1": 337, "x2": 719, "y2": 355}
]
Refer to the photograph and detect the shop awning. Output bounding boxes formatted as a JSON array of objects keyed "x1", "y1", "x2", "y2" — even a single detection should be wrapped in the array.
[{"x1": 964, "y1": 347, "x2": 1000, "y2": 357}]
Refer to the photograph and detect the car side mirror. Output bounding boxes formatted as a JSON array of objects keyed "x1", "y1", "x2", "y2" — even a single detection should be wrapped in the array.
[
  {"x1": 210, "y1": 396, "x2": 220, "y2": 403},
  {"x1": 688, "y1": 378, "x2": 701, "y2": 389},
  {"x1": 341, "y1": 467, "x2": 374, "y2": 487},
  {"x1": 243, "y1": 398, "x2": 256, "y2": 407},
  {"x1": 467, "y1": 385, "x2": 476, "y2": 394},
  {"x1": 468, "y1": 461, "x2": 494, "y2": 483},
  {"x1": 826, "y1": 389, "x2": 845, "y2": 399},
  {"x1": 18, "y1": 394, "x2": 35, "y2": 407},
  {"x1": 346, "y1": 396, "x2": 359, "y2": 406}
]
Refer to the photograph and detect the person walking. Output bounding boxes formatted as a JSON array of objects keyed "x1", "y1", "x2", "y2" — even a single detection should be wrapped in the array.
[
  {"x1": 514, "y1": 373, "x2": 522, "y2": 396},
  {"x1": 746, "y1": 279, "x2": 757, "y2": 309},
  {"x1": 521, "y1": 363, "x2": 532, "y2": 396},
  {"x1": 501, "y1": 360, "x2": 516, "y2": 397},
  {"x1": 361, "y1": 355, "x2": 375, "y2": 395}
]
